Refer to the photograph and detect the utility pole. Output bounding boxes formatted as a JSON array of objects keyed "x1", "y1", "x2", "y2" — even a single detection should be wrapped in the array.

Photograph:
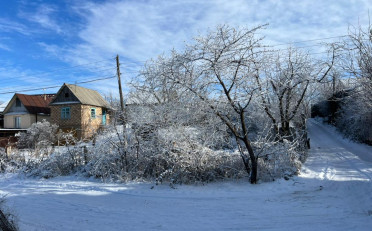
[{"x1": 116, "y1": 54, "x2": 124, "y2": 112}]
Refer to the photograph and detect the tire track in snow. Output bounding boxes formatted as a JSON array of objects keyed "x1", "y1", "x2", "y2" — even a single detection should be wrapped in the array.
[{"x1": 308, "y1": 119, "x2": 372, "y2": 182}]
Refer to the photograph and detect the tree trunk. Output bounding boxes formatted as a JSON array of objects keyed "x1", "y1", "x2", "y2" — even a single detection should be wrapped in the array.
[
  {"x1": 250, "y1": 158, "x2": 258, "y2": 184},
  {"x1": 240, "y1": 110, "x2": 258, "y2": 184},
  {"x1": 280, "y1": 121, "x2": 291, "y2": 138}
]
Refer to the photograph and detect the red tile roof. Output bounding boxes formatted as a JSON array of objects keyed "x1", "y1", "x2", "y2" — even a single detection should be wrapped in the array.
[{"x1": 16, "y1": 94, "x2": 56, "y2": 115}]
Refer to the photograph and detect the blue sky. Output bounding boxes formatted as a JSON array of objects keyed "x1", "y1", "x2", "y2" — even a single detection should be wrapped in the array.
[{"x1": 0, "y1": 0, "x2": 371, "y2": 103}]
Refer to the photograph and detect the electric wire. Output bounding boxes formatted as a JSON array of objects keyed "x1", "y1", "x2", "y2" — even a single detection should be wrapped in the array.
[
  {"x1": 0, "y1": 33, "x2": 364, "y2": 100},
  {"x1": 0, "y1": 75, "x2": 116, "y2": 95}
]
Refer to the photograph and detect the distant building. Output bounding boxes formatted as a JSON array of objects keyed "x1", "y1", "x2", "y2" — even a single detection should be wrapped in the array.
[
  {"x1": 49, "y1": 83, "x2": 111, "y2": 140},
  {"x1": 0, "y1": 101, "x2": 9, "y2": 128},
  {"x1": 2, "y1": 94, "x2": 55, "y2": 129}
]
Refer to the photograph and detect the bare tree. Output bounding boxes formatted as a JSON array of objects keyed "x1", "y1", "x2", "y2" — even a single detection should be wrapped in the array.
[
  {"x1": 256, "y1": 46, "x2": 336, "y2": 139},
  {"x1": 256, "y1": 48, "x2": 312, "y2": 137},
  {"x1": 342, "y1": 23, "x2": 372, "y2": 108},
  {"x1": 330, "y1": 22, "x2": 372, "y2": 143},
  {"x1": 137, "y1": 25, "x2": 267, "y2": 183}
]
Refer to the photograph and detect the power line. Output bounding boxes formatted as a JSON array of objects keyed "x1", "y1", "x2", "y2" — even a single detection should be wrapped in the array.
[
  {"x1": 0, "y1": 75, "x2": 116, "y2": 95},
  {"x1": 270, "y1": 35, "x2": 348, "y2": 47},
  {"x1": 0, "y1": 63, "x2": 115, "y2": 84},
  {"x1": 0, "y1": 57, "x2": 115, "y2": 82},
  {"x1": 0, "y1": 34, "x2": 360, "y2": 92},
  {"x1": 0, "y1": 66, "x2": 116, "y2": 86}
]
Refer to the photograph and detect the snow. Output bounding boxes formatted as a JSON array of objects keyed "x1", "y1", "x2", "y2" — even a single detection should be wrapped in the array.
[{"x1": 1, "y1": 118, "x2": 372, "y2": 230}]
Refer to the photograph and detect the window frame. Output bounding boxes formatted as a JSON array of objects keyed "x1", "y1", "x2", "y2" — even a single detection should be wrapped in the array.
[
  {"x1": 61, "y1": 107, "x2": 71, "y2": 120},
  {"x1": 90, "y1": 108, "x2": 96, "y2": 119},
  {"x1": 15, "y1": 98, "x2": 21, "y2": 107},
  {"x1": 14, "y1": 116, "x2": 21, "y2": 128}
]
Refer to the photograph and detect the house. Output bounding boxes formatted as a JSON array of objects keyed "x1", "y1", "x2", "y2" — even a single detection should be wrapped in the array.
[
  {"x1": 2, "y1": 94, "x2": 55, "y2": 129},
  {"x1": 49, "y1": 83, "x2": 111, "y2": 140}
]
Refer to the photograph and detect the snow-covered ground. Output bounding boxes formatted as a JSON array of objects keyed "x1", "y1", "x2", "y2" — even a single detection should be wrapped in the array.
[{"x1": 1, "y1": 118, "x2": 372, "y2": 231}]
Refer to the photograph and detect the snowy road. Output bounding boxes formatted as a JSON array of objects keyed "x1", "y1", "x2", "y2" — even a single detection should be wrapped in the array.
[{"x1": 1, "y1": 119, "x2": 372, "y2": 230}]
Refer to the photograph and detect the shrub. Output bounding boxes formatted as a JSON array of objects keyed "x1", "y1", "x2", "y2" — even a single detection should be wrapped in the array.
[{"x1": 0, "y1": 196, "x2": 18, "y2": 231}]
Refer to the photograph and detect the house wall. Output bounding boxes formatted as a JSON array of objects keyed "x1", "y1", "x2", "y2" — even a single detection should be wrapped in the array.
[
  {"x1": 4, "y1": 114, "x2": 35, "y2": 129},
  {"x1": 81, "y1": 105, "x2": 109, "y2": 139},
  {"x1": 81, "y1": 105, "x2": 99, "y2": 139},
  {"x1": 51, "y1": 104, "x2": 110, "y2": 140},
  {"x1": 50, "y1": 104, "x2": 83, "y2": 138}
]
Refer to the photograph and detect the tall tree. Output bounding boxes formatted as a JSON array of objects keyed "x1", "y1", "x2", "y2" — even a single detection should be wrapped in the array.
[
  {"x1": 138, "y1": 25, "x2": 266, "y2": 183},
  {"x1": 256, "y1": 47, "x2": 335, "y2": 138}
]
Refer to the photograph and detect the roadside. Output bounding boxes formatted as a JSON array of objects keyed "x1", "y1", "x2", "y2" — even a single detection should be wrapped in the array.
[{"x1": 0, "y1": 118, "x2": 371, "y2": 231}]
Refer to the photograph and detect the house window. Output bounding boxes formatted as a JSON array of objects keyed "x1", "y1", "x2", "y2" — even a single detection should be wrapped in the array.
[
  {"x1": 16, "y1": 98, "x2": 21, "y2": 107},
  {"x1": 91, "y1": 108, "x2": 96, "y2": 119},
  {"x1": 14, "y1": 117, "x2": 21, "y2": 128},
  {"x1": 65, "y1": 92, "x2": 69, "y2": 98},
  {"x1": 61, "y1": 107, "x2": 71, "y2": 119}
]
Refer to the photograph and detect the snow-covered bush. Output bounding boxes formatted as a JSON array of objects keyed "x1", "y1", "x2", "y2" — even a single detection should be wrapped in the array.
[
  {"x1": 10, "y1": 120, "x2": 304, "y2": 183},
  {"x1": 0, "y1": 148, "x2": 7, "y2": 173},
  {"x1": 335, "y1": 93, "x2": 372, "y2": 144},
  {"x1": 145, "y1": 126, "x2": 245, "y2": 184},
  {"x1": 0, "y1": 147, "x2": 27, "y2": 173},
  {"x1": 16, "y1": 120, "x2": 58, "y2": 158},
  {"x1": 25, "y1": 145, "x2": 87, "y2": 178},
  {"x1": 83, "y1": 124, "x2": 245, "y2": 183},
  {"x1": 256, "y1": 140, "x2": 303, "y2": 181}
]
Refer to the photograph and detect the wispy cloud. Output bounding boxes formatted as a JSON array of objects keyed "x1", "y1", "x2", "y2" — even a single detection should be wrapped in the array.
[
  {"x1": 0, "y1": 18, "x2": 31, "y2": 35},
  {"x1": 50, "y1": 0, "x2": 372, "y2": 64},
  {"x1": 0, "y1": 43, "x2": 11, "y2": 51},
  {"x1": 19, "y1": 4, "x2": 62, "y2": 34},
  {"x1": 30, "y1": 0, "x2": 372, "y2": 101},
  {"x1": 1, "y1": 0, "x2": 372, "y2": 102}
]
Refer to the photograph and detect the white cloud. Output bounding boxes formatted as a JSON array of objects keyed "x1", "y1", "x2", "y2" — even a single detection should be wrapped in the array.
[
  {"x1": 33, "y1": 0, "x2": 372, "y2": 100},
  {"x1": 0, "y1": 18, "x2": 31, "y2": 35},
  {"x1": 0, "y1": 43, "x2": 11, "y2": 51},
  {"x1": 20, "y1": 4, "x2": 62, "y2": 34},
  {"x1": 57, "y1": 0, "x2": 372, "y2": 63}
]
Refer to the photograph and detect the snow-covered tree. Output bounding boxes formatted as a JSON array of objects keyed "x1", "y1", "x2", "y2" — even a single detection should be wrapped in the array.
[
  {"x1": 256, "y1": 45, "x2": 336, "y2": 139},
  {"x1": 328, "y1": 22, "x2": 372, "y2": 143},
  {"x1": 135, "y1": 25, "x2": 269, "y2": 183}
]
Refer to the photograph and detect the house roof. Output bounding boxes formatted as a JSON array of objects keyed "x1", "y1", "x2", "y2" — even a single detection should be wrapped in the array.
[
  {"x1": 50, "y1": 83, "x2": 111, "y2": 108},
  {"x1": 4, "y1": 94, "x2": 55, "y2": 115},
  {"x1": 0, "y1": 101, "x2": 9, "y2": 113}
]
